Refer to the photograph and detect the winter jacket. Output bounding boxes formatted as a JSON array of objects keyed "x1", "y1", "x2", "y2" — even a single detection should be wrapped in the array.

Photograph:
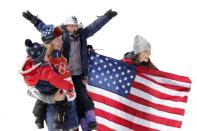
[
  {"x1": 35, "y1": 15, "x2": 112, "y2": 78},
  {"x1": 19, "y1": 58, "x2": 73, "y2": 95},
  {"x1": 48, "y1": 54, "x2": 71, "y2": 79},
  {"x1": 61, "y1": 15, "x2": 112, "y2": 78}
]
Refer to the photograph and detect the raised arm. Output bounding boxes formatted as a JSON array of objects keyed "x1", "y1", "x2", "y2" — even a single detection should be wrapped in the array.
[
  {"x1": 22, "y1": 10, "x2": 46, "y2": 32},
  {"x1": 83, "y1": 9, "x2": 117, "y2": 38}
]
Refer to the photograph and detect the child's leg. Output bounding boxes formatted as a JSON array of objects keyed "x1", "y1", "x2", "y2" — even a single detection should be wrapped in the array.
[
  {"x1": 33, "y1": 100, "x2": 47, "y2": 129},
  {"x1": 80, "y1": 118, "x2": 89, "y2": 131},
  {"x1": 72, "y1": 75, "x2": 94, "y2": 113},
  {"x1": 72, "y1": 75, "x2": 96, "y2": 130},
  {"x1": 84, "y1": 110, "x2": 97, "y2": 130}
]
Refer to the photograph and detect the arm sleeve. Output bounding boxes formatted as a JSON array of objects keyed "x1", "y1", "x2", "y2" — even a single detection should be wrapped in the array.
[
  {"x1": 34, "y1": 18, "x2": 47, "y2": 32},
  {"x1": 27, "y1": 87, "x2": 55, "y2": 104},
  {"x1": 83, "y1": 15, "x2": 111, "y2": 38},
  {"x1": 42, "y1": 66, "x2": 74, "y2": 91}
]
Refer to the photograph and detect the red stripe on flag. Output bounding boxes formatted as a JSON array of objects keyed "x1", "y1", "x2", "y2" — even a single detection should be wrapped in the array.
[
  {"x1": 97, "y1": 123, "x2": 115, "y2": 131},
  {"x1": 136, "y1": 66, "x2": 192, "y2": 83},
  {"x1": 128, "y1": 94, "x2": 185, "y2": 115},
  {"x1": 132, "y1": 82, "x2": 188, "y2": 102},
  {"x1": 89, "y1": 92, "x2": 182, "y2": 128},
  {"x1": 137, "y1": 73, "x2": 190, "y2": 92},
  {"x1": 96, "y1": 109, "x2": 157, "y2": 131}
]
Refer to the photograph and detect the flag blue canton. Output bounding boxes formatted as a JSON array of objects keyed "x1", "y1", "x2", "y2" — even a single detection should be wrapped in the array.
[{"x1": 88, "y1": 52, "x2": 136, "y2": 98}]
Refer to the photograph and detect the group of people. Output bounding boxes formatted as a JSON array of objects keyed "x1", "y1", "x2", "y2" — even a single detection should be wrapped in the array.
[{"x1": 19, "y1": 9, "x2": 157, "y2": 131}]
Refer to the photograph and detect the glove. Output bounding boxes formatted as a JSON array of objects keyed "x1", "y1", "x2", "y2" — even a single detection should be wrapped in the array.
[
  {"x1": 104, "y1": 9, "x2": 117, "y2": 19},
  {"x1": 87, "y1": 45, "x2": 95, "y2": 52},
  {"x1": 22, "y1": 10, "x2": 38, "y2": 25}
]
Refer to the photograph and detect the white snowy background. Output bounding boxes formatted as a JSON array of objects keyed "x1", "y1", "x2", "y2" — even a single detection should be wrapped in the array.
[{"x1": 0, "y1": 0, "x2": 197, "y2": 130}]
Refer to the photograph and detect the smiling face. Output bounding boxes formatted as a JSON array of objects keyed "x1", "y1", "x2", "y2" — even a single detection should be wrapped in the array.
[
  {"x1": 51, "y1": 35, "x2": 63, "y2": 50},
  {"x1": 138, "y1": 49, "x2": 151, "y2": 62},
  {"x1": 65, "y1": 24, "x2": 79, "y2": 34}
]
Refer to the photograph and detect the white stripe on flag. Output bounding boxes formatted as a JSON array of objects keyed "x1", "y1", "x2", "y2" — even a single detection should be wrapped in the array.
[
  {"x1": 94, "y1": 101, "x2": 180, "y2": 131},
  {"x1": 96, "y1": 116, "x2": 134, "y2": 131},
  {"x1": 87, "y1": 85, "x2": 184, "y2": 121},
  {"x1": 130, "y1": 87, "x2": 186, "y2": 109},
  {"x1": 143, "y1": 74, "x2": 191, "y2": 88},
  {"x1": 135, "y1": 75, "x2": 188, "y2": 97}
]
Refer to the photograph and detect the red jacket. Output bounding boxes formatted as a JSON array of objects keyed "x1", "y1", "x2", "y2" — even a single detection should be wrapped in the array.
[{"x1": 19, "y1": 58, "x2": 73, "y2": 91}]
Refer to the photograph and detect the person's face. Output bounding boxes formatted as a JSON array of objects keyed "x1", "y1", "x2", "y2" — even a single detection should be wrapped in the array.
[
  {"x1": 65, "y1": 25, "x2": 79, "y2": 34},
  {"x1": 138, "y1": 49, "x2": 151, "y2": 62},
  {"x1": 51, "y1": 36, "x2": 63, "y2": 50}
]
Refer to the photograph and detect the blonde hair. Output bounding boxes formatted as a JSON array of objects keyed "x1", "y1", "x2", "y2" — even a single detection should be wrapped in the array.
[{"x1": 45, "y1": 43, "x2": 54, "y2": 59}]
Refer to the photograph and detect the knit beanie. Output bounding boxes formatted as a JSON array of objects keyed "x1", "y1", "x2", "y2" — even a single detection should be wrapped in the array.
[
  {"x1": 41, "y1": 24, "x2": 62, "y2": 44},
  {"x1": 25, "y1": 39, "x2": 46, "y2": 63},
  {"x1": 133, "y1": 35, "x2": 151, "y2": 55}
]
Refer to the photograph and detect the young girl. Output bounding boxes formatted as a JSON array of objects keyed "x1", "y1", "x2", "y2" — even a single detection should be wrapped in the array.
[{"x1": 122, "y1": 35, "x2": 158, "y2": 70}]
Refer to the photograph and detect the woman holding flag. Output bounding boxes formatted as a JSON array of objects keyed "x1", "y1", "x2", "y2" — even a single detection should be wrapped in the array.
[{"x1": 122, "y1": 35, "x2": 158, "y2": 70}]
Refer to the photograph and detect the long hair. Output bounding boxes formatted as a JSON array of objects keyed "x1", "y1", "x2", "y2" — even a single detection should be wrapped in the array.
[
  {"x1": 134, "y1": 54, "x2": 158, "y2": 70},
  {"x1": 124, "y1": 51, "x2": 158, "y2": 70},
  {"x1": 45, "y1": 43, "x2": 54, "y2": 59}
]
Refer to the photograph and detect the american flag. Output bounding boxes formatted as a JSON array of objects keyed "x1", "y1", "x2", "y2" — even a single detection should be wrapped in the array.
[{"x1": 87, "y1": 52, "x2": 191, "y2": 131}]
